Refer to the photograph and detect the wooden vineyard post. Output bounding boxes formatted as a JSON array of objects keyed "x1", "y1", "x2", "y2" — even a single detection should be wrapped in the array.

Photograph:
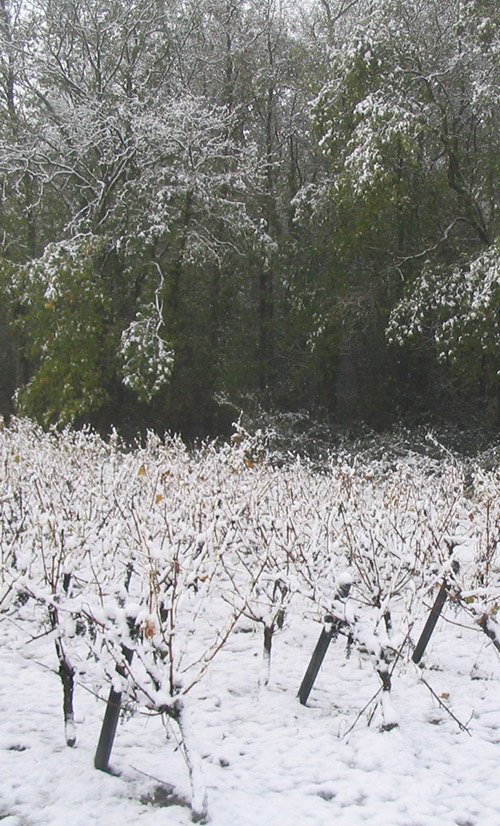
[
  {"x1": 411, "y1": 581, "x2": 449, "y2": 664},
  {"x1": 94, "y1": 642, "x2": 134, "y2": 772},
  {"x1": 298, "y1": 615, "x2": 335, "y2": 706},
  {"x1": 412, "y1": 561, "x2": 459, "y2": 664},
  {"x1": 298, "y1": 580, "x2": 352, "y2": 706}
]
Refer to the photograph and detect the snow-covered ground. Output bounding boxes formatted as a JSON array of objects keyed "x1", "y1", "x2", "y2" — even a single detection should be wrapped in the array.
[
  {"x1": 2, "y1": 419, "x2": 500, "y2": 826},
  {"x1": 2, "y1": 592, "x2": 500, "y2": 826}
]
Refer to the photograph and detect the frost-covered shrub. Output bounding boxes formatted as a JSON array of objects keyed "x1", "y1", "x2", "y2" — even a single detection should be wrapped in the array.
[{"x1": 3, "y1": 418, "x2": 500, "y2": 767}]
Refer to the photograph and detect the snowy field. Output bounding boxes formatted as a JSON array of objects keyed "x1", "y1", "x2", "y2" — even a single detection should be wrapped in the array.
[{"x1": 2, "y1": 420, "x2": 500, "y2": 826}]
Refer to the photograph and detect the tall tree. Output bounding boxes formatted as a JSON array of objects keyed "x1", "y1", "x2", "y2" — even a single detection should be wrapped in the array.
[{"x1": 297, "y1": 0, "x2": 500, "y2": 423}]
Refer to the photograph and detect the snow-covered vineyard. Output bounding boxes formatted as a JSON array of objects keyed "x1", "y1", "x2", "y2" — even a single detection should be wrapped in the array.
[{"x1": 2, "y1": 418, "x2": 500, "y2": 826}]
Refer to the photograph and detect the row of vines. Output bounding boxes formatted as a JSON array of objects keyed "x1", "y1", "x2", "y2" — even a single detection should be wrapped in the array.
[{"x1": 1, "y1": 419, "x2": 500, "y2": 820}]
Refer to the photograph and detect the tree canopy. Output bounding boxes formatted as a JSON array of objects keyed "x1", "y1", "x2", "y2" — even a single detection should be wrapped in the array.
[{"x1": 1, "y1": 0, "x2": 500, "y2": 436}]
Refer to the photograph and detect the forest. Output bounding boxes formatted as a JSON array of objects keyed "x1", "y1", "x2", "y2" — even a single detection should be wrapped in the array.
[{"x1": 1, "y1": 0, "x2": 500, "y2": 439}]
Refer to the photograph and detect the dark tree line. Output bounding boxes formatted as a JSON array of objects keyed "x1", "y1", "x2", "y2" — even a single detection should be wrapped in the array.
[{"x1": 1, "y1": 0, "x2": 500, "y2": 438}]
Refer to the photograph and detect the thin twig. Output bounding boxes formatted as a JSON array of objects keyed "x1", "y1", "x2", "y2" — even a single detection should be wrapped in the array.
[
  {"x1": 420, "y1": 676, "x2": 472, "y2": 736},
  {"x1": 341, "y1": 684, "x2": 383, "y2": 739}
]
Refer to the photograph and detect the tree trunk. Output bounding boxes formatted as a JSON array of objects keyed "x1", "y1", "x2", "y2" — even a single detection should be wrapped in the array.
[{"x1": 171, "y1": 698, "x2": 209, "y2": 824}]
